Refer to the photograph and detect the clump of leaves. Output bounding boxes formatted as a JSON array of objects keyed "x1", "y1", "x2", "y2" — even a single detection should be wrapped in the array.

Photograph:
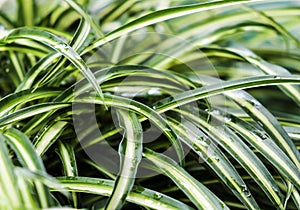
[{"x1": 0, "y1": 0, "x2": 299, "y2": 209}]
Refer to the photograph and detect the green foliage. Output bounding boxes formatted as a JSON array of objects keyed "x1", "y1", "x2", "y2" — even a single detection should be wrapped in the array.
[{"x1": 0, "y1": 0, "x2": 299, "y2": 209}]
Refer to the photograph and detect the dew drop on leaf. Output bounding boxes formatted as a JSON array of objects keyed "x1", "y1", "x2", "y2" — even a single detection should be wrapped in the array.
[
  {"x1": 97, "y1": 180, "x2": 104, "y2": 185},
  {"x1": 147, "y1": 88, "x2": 161, "y2": 96},
  {"x1": 153, "y1": 192, "x2": 163, "y2": 200},
  {"x1": 192, "y1": 144, "x2": 200, "y2": 152},
  {"x1": 241, "y1": 184, "x2": 251, "y2": 197},
  {"x1": 224, "y1": 116, "x2": 231, "y2": 123},
  {"x1": 134, "y1": 186, "x2": 145, "y2": 193},
  {"x1": 163, "y1": 128, "x2": 171, "y2": 132}
]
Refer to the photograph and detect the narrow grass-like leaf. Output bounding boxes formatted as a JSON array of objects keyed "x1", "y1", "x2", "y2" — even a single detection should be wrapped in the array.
[
  {"x1": 226, "y1": 90, "x2": 300, "y2": 169},
  {"x1": 17, "y1": 0, "x2": 34, "y2": 26},
  {"x1": 152, "y1": 75, "x2": 300, "y2": 112},
  {"x1": 0, "y1": 42, "x2": 48, "y2": 56},
  {"x1": 105, "y1": 110, "x2": 143, "y2": 210},
  {"x1": 64, "y1": 0, "x2": 103, "y2": 38},
  {"x1": 16, "y1": 52, "x2": 61, "y2": 91},
  {"x1": 100, "y1": 0, "x2": 137, "y2": 24},
  {"x1": 3, "y1": 28, "x2": 104, "y2": 102},
  {"x1": 8, "y1": 50, "x2": 25, "y2": 84},
  {"x1": 85, "y1": 160, "x2": 116, "y2": 180},
  {"x1": 0, "y1": 103, "x2": 70, "y2": 127},
  {"x1": 218, "y1": 46, "x2": 300, "y2": 106},
  {"x1": 57, "y1": 141, "x2": 78, "y2": 177},
  {"x1": 77, "y1": 95, "x2": 184, "y2": 165},
  {"x1": 172, "y1": 109, "x2": 285, "y2": 208},
  {"x1": 36, "y1": 20, "x2": 93, "y2": 89},
  {"x1": 291, "y1": 188, "x2": 300, "y2": 208},
  {"x1": 69, "y1": 19, "x2": 91, "y2": 52},
  {"x1": 167, "y1": 118, "x2": 260, "y2": 209},
  {"x1": 244, "y1": 5, "x2": 300, "y2": 47},
  {"x1": 57, "y1": 141, "x2": 78, "y2": 207},
  {"x1": 58, "y1": 176, "x2": 194, "y2": 210},
  {"x1": 15, "y1": 168, "x2": 39, "y2": 209},
  {"x1": 0, "y1": 88, "x2": 61, "y2": 117},
  {"x1": 221, "y1": 113, "x2": 300, "y2": 191},
  {"x1": 15, "y1": 167, "x2": 68, "y2": 198},
  {"x1": 143, "y1": 148, "x2": 229, "y2": 210},
  {"x1": 79, "y1": 75, "x2": 300, "y2": 150},
  {"x1": 83, "y1": 0, "x2": 264, "y2": 53},
  {"x1": 4, "y1": 128, "x2": 51, "y2": 208},
  {"x1": 0, "y1": 133, "x2": 23, "y2": 209},
  {"x1": 35, "y1": 121, "x2": 69, "y2": 156}
]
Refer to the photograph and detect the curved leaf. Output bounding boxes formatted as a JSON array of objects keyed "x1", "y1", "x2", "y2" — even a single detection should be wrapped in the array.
[
  {"x1": 58, "y1": 176, "x2": 194, "y2": 210},
  {"x1": 143, "y1": 148, "x2": 229, "y2": 210},
  {"x1": 105, "y1": 110, "x2": 143, "y2": 210}
]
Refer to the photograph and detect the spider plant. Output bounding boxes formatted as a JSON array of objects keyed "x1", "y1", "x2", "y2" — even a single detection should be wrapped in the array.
[{"x1": 0, "y1": 0, "x2": 299, "y2": 209}]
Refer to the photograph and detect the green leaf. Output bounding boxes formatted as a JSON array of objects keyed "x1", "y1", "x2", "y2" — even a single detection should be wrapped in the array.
[
  {"x1": 83, "y1": 0, "x2": 264, "y2": 53},
  {"x1": 3, "y1": 28, "x2": 105, "y2": 103},
  {"x1": 58, "y1": 176, "x2": 194, "y2": 210},
  {"x1": 143, "y1": 148, "x2": 229, "y2": 210},
  {"x1": 76, "y1": 94, "x2": 185, "y2": 166},
  {"x1": 172, "y1": 109, "x2": 285, "y2": 208},
  {"x1": 35, "y1": 121, "x2": 69, "y2": 156},
  {"x1": 223, "y1": 113, "x2": 300, "y2": 191},
  {"x1": 105, "y1": 109, "x2": 143, "y2": 210},
  {"x1": 0, "y1": 102, "x2": 70, "y2": 127},
  {"x1": 226, "y1": 90, "x2": 300, "y2": 169},
  {"x1": 0, "y1": 133, "x2": 23, "y2": 209},
  {"x1": 17, "y1": 0, "x2": 34, "y2": 26},
  {"x1": 64, "y1": 0, "x2": 103, "y2": 38},
  {"x1": 167, "y1": 117, "x2": 260, "y2": 209},
  {"x1": 16, "y1": 52, "x2": 61, "y2": 91},
  {"x1": 0, "y1": 88, "x2": 61, "y2": 117},
  {"x1": 57, "y1": 141, "x2": 78, "y2": 207},
  {"x1": 4, "y1": 128, "x2": 51, "y2": 208}
]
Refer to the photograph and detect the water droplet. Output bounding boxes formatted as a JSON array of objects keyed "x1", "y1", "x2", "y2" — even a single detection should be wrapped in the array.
[
  {"x1": 5, "y1": 68, "x2": 9, "y2": 73},
  {"x1": 210, "y1": 109, "x2": 220, "y2": 116},
  {"x1": 152, "y1": 105, "x2": 157, "y2": 110},
  {"x1": 241, "y1": 184, "x2": 251, "y2": 197},
  {"x1": 153, "y1": 192, "x2": 163, "y2": 200},
  {"x1": 249, "y1": 99, "x2": 261, "y2": 109},
  {"x1": 260, "y1": 134, "x2": 268, "y2": 140},
  {"x1": 54, "y1": 43, "x2": 68, "y2": 51},
  {"x1": 114, "y1": 86, "x2": 119, "y2": 92},
  {"x1": 252, "y1": 130, "x2": 268, "y2": 141},
  {"x1": 198, "y1": 139, "x2": 209, "y2": 147},
  {"x1": 15, "y1": 124, "x2": 21, "y2": 129},
  {"x1": 257, "y1": 120, "x2": 264, "y2": 128},
  {"x1": 67, "y1": 176, "x2": 76, "y2": 180},
  {"x1": 163, "y1": 128, "x2": 171, "y2": 132},
  {"x1": 97, "y1": 180, "x2": 104, "y2": 185},
  {"x1": 193, "y1": 144, "x2": 200, "y2": 152},
  {"x1": 131, "y1": 158, "x2": 141, "y2": 166},
  {"x1": 211, "y1": 155, "x2": 220, "y2": 162},
  {"x1": 134, "y1": 186, "x2": 144, "y2": 193},
  {"x1": 224, "y1": 116, "x2": 231, "y2": 123},
  {"x1": 198, "y1": 136, "x2": 204, "y2": 141},
  {"x1": 0, "y1": 26, "x2": 9, "y2": 39},
  {"x1": 148, "y1": 88, "x2": 161, "y2": 96}
]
